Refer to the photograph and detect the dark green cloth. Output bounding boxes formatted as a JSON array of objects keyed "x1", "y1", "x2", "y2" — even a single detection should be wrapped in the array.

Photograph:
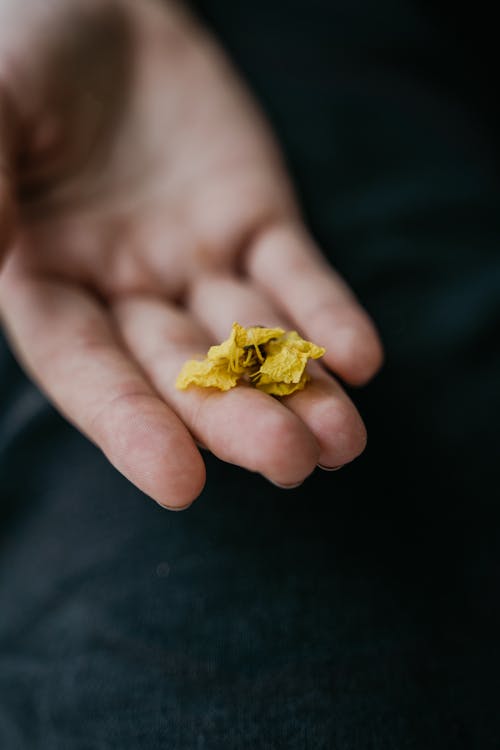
[{"x1": 1, "y1": 1, "x2": 499, "y2": 747}]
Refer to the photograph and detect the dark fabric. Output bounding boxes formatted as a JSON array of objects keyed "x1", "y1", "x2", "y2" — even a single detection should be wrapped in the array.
[{"x1": 1, "y1": 1, "x2": 500, "y2": 748}]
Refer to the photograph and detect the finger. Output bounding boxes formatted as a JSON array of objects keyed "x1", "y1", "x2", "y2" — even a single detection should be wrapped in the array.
[
  {"x1": 111, "y1": 295, "x2": 320, "y2": 487},
  {"x1": 189, "y1": 273, "x2": 367, "y2": 468},
  {"x1": 0, "y1": 87, "x2": 17, "y2": 266},
  {"x1": 0, "y1": 263, "x2": 205, "y2": 508},
  {"x1": 245, "y1": 221, "x2": 384, "y2": 386}
]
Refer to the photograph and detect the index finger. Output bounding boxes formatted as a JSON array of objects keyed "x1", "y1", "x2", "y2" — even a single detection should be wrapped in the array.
[{"x1": 245, "y1": 221, "x2": 384, "y2": 386}]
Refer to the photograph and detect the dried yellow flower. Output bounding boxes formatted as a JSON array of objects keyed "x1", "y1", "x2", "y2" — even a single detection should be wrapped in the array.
[{"x1": 175, "y1": 322, "x2": 325, "y2": 396}]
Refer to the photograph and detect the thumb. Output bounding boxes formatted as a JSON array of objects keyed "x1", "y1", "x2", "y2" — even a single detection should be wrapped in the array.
[{"x1": 0, "y1": 87, "x2": 17, "y2": 268}]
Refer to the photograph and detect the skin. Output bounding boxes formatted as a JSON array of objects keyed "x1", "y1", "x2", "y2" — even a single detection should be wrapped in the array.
[{"x1": 0, "y1": 0, "x2": 383, "y2": 509}]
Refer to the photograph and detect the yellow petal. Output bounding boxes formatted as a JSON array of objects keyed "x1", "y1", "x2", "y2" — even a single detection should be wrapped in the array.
[
  {"x1": 257, "y1": 331, "x2": 325, "y2": 384},
  {"x1": 234, "y1": 323, "x2": 285, "y2": 348},
  {"x1": 258, "y1": 346, "x2": 309, "y2": 384},
  {"x1": 274, "y1": 331, "x2": 326, "y2": 359},
  {"x1": 175, "y1": 358, "x2": 240, "y2": 391},
  {"x1": 256, "y1": 372, "x2": 310, "y2": 396},
  {"x1": 207, "y1": 324, "x2": 241, "y2": 368}
]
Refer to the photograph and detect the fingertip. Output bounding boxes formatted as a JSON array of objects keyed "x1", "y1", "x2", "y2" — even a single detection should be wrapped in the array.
[
  {"x1": 285, "y1": 377, "x2": 367, "y2": 469},
  {"x1": 257, "y1": 407, "x2": 320, "y2": 486},
  {"x1": 157, "y1": 500, "x2": 195, "y2": 512},
  {"x1": 95, "y1": 393, "x2": 207, "y2": 509},
  {"x1": 318, "y1": 399, "x2": 367, "y2": 466},
  {"x1": 138, "y1": 432, "x2": 207, "y2": 509},
  {"x1": 325, "y1": 321, "x2": 384, "y2": 387},
  {"x1": 154, "y1": 444, "x2": 207, "y2": 509}
]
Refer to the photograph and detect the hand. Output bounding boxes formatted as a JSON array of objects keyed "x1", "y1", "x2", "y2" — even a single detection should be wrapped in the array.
[{"x1": 0, "y1": 0, "x2": 383, "y2": 508}]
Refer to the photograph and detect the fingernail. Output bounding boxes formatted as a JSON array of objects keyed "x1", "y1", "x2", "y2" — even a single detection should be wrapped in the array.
[
  {"x1": 317, "y1": 464, "x2": 344, "y2": 472},
  {"x1": 269, "y1": 480, "x2": 304, "y2": 490},
  {"x1": 159, "y1": 501, "x2": 193, "y2": 512}
]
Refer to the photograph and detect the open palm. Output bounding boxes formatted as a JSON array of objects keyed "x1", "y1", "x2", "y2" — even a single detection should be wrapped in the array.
[{"x1": 0, "y1": 0, "x2": 382, "y2": 508}]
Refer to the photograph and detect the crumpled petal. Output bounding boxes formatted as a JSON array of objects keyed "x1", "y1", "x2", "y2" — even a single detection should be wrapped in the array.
[
  {"x1": 255, "y1": 372, "x2": 310, "y2": 396},
  {"x1": 175, "y1": 358, "x2": 239, "y2": 391},
  {"x1": 234, "y1": 323, "x2": 285, "y2": 348},
  {"x1": 252, "y1": 331, "x2": 326, "y2": 391},
  {"x1": 206, "y1": 324, "x2": 241, "y2": 369},
  {"x1": 256, "y1": 346, "x2": 309, "y2": 384}
]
